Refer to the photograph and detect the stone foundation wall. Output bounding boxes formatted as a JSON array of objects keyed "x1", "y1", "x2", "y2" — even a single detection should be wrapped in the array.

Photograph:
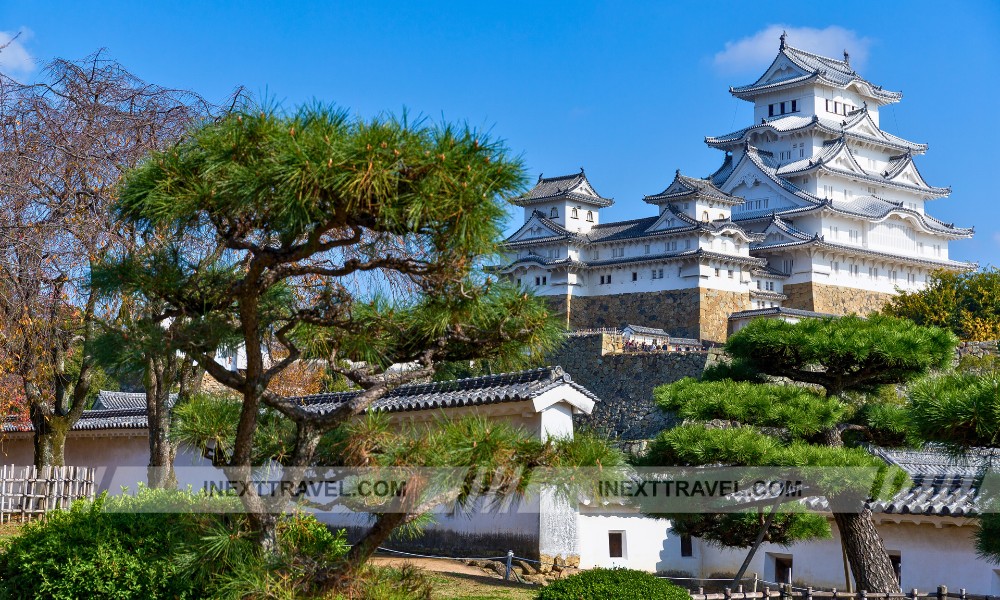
[
  {"x1": 547, "y1": 334, "x2": 722, "y2": 440},
  {"x1": 564, "y1": 287, "x2": 747, "y2": 342},
  {"x1": 699, "y1": 289, "x2": 749, "y2": 342},
  {"x1": 566, "y1": 289, "x2": 701, "y2": 338},
  {"x1": 784, "y1": 282, "x2": 892, "y2": 315}
]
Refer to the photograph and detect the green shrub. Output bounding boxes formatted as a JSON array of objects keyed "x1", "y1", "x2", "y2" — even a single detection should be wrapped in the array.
[
  {"x1": 0, "y1": 487, "x2": 351, "y2": 600},
  {"x1": 536, "y1": 568, "x2": 688, "y2": 600},
  {"x1": 0, "y1": 492, "x2": 200, "y2": 600}
]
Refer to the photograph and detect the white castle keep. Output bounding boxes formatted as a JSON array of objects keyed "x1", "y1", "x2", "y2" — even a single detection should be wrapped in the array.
[{"x1": 497, "y1": 35, "x2": 974, "y2": 342}]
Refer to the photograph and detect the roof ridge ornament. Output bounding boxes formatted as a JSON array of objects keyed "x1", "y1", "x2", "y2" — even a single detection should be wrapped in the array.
[
  {"x1": 538, "y1": 173, "x2": 543, "y2": 182},
  {"x1": 780, "y1": 31, "x2": 787, "y2": 50},
  {"x1": 843, "y1": 49, "x2": 850, "y2": 66}
]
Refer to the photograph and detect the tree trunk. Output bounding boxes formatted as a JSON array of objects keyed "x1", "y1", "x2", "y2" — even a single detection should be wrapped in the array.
[
  {"x1": 30, "y1": 403, "x2": 69, "y2": 468},
  {"x1": 833, "y1": 509, "x2": 899, "y2": 593},
  {"x1": 178, "y1": 353, "x2": 208, "y2": 400},
  {"x1": 146, "y1": 355, "x2": 180, "y2": 489},
  {"x1": 341, "y1": 512, "x2": 408, "y2": 575}
]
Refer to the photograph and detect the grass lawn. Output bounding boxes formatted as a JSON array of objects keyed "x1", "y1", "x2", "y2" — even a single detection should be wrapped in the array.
[{"x1": 430, "y1": 571, "x2": 538, "y2": 600}]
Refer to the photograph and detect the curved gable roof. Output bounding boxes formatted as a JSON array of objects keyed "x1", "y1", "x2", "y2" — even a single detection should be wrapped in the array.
[{"x1": 512, "y1": 170, "x2": 614, "y2": 208}]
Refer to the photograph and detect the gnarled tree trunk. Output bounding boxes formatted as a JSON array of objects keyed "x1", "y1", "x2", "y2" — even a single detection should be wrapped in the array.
[{"x1": 833, "y1": 509, "x2": 899, "y2": 593}]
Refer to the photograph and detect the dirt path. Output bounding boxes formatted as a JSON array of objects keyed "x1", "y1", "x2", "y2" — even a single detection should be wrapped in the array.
[{"x1": 369, "y1": 554, "x2": 491, "y2": 577}]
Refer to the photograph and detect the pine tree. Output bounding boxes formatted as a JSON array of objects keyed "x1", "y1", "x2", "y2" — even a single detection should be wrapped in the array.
[
  {"x1": 101, "y1": 100, "x2": 598, "y2": 575},
  {"x1": 644, "y1": 315, "x2": 956, "y2": 592}
]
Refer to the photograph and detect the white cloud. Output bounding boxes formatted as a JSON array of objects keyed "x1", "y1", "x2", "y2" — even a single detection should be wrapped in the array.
[
  {"x1": 713, "y1": 25, "x2": 871, "y2": 76},
  {"x1": 0, "y1": 28, "x2": 35, "y2": 76}
]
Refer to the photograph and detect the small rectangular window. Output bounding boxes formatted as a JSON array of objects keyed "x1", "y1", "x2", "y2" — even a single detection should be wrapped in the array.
[
  {"x1": 780, "y1": 102, "x2": 786, "y2": 115},
  {"x1": 609, "y1": 532, "x2": 624, "y2": 558},
  {"x1": 644, "y1": 244, "x2": 650, "y2": 254},
  {"x1": 516, "y1": 278, "x2": 521, "y2": 286},
  {"x1": 825, "y1": 99, "x2": 832, "y2": 112},
  {"x1": 535, "y1": 277, "x2": 540, "y2": 286},
  {"x1": 632, "y1": 272, "x2": 637, "y2": 281},
  {"x1": 768, "y1": 104, "x2": 775, "y2": 117},
  {"x1": 542, "y1": 276, "x2": 547, "y2": 285},
  {"x1": 728, "y1": 269, "x2": 734, "y2": 279},
  {"x1": 791, "y1": 99, "x2": 798, "y2": 112},
  {"x1": 658, "y1": 269, "x2": 664, "y2": 278},
  {"x1": 680, "y1": 535, "x2": 693, "y2": 558}
]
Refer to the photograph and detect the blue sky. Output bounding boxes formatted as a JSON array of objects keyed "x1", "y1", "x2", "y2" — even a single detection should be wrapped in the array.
[{"x1": 2, "y1": 1, "x2": 998, "y2": 263}]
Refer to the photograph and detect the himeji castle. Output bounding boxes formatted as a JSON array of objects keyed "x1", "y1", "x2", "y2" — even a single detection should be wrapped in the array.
[{"x1": 497, "y1": 34, "x2": 974, "y2": 342}]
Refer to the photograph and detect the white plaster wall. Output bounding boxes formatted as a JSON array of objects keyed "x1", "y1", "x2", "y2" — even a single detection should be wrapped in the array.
[
  {"x1": 577, "y1": 509, "x2": 675, "y2": 572},
  {"x1": 697, "y1": 520, "x2": 998, "y2": 594},
  {"x1": 539, "y1": 403, "x2": 574, "y2": 440}
]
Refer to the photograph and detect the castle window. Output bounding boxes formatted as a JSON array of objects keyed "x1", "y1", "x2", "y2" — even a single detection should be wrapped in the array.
[
  {"x1": 542, "y1": 276, "x2": 547, "y2": 285},
  {"x1": 702, "y1": 211, "x2": 709, "y2": 222},
  {"x1": 651, "y1": 269, "x2": 658, "y2": 280},
  {"x1": 516, "y1": 278, "x2": 521, "y2": 286},
  {"x1": 659, "y1": 268, "x2": 664, "y2": 278},
  {"x1": 593, "y1": 250, "x2": 600, "y2": 260},
  {"x1": 571, "y1": 207, "x2": 579, "y2": 219},
  {"x1": 550, "y1": 207, "x2": 558, "y2": 218},
  {"x1": 644, "y1": 244, "x2": 650, "y2": 254},
  {"x1": 609, "y1": 531, "x2": 624, "y2": 558},
  {"x1": 825, "y1": 99, "x2": 832, "y2": 113},
  {"x1": 535, "y1": 277, "x2": 541, "y2": 286},
  {"x1": 728, "y1": 270, "x2": 734, "y2": 279},
  {"x1": 685, "y1": 239, "x2": 691, "y2": 249},
  {"x1": 780, "y1": 101, "x2": 787, "y2": 115},
  {"x1": 681, "y1": 535, "x2": 693, "y2": 558},
  {"x1": 599, "y1": 275, "x2": 605, "y2": 285},
  {"x1": 612, "y1": 247, "x2": 625, "y2": 258},
  {"x1": 632, "y1": 272, "x2": 638, "y2": 281},
  {"x1": 768, "y1": 104, "x2": 775, "y2": 117},
  {"x1": 586, "y1": 211, "x2": 594, "y2": 222},
  {"x1": 791, "y1": 100, "x2": 798, "y2": 112},
  {"x1": 606, "y1": 274, "x2": 611, "y2": 284},
  {"x1": 714, "y1": 268, "x2": 720, "y2": 277}
]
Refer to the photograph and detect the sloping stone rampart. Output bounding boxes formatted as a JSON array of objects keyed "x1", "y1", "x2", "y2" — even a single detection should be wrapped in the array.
[
  {"x1": 698, "y1": 289, "x2": 748, "y2": 342},
  {"x1": 552, "y1": 287, "x2": 749, "y2": 343},
  {"x1": 565, "y1": 289, "x2": 702, "y2": 339},
  {"x1": 784, "y1": 282, "x2": 891, "y2": 315},
  {"x1": 546, "y1": 334, "x2": 722, "y2": 440}
]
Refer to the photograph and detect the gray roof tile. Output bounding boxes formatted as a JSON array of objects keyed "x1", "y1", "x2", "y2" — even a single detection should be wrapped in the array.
[
  {"x1": 513, "y1": 171, "x2": 614, "y2": 208},
  {"x1": 291, "y1": 366, "x2": 599, "y2": 415}
]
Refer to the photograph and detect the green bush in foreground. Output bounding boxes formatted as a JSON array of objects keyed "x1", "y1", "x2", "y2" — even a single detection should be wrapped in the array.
[
  {"x1": 0, "y1": 492, "x2": 201, "y2": 600},
  {"x1": 0, "y1": 488, "x2": 359, "y2": 600},
  {"x1": 536, "y1": 568, "x2": 688, "y2": 600}
]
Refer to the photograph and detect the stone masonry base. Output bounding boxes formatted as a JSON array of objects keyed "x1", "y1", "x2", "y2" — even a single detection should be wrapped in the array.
[{"x1": 784, "y1": 282, "x2": 892, "y2": 315}]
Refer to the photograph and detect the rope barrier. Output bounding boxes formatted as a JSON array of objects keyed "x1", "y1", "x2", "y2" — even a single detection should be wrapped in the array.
[{"x1": 374, "y1": 546, "x2": 510, "y2": 562}]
